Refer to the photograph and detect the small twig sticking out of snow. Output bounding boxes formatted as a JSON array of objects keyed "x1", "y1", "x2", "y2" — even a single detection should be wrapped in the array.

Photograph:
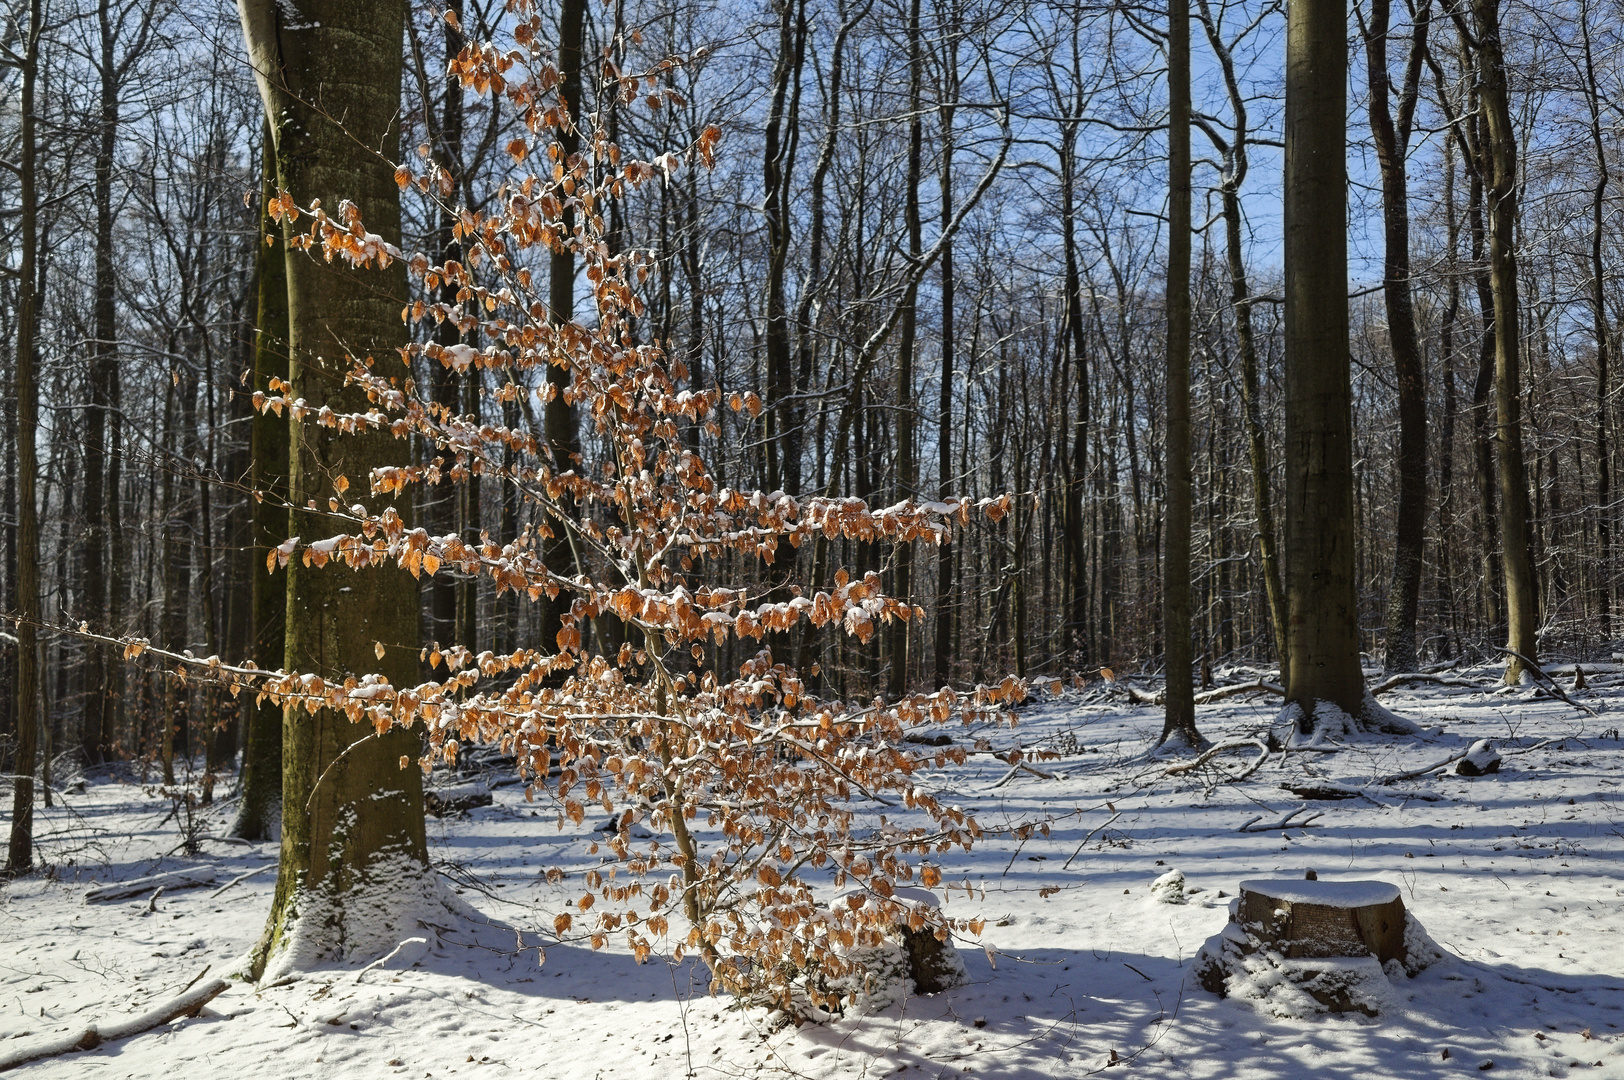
[
  {"x1": 354, "y1": 937, "x2": 427, "y2": 984},
  {"x1": 1236, "y1": 807, "x2": 1324, "y2": 833},
  {"x1": 1508, "y1": 735, "x2": 1589, "y2": 755},
  {"x1": 144, "y1": 886, "x2": 164, "y2": 915},
  {"x1": 1062, "y1": 812, "x2": 1123, "y2": 870},
  {"x1": 177, "y1": 965, "x2": 211, "y2": 996}
]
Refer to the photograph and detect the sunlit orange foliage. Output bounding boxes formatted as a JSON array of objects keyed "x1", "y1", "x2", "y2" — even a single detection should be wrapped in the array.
[{"x1": 142, "y1": 1, "x2": 1028, "y2": 1013}]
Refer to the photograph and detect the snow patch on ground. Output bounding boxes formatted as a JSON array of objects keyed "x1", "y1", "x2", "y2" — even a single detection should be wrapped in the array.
[{"x1": 3, "y1": 663, "x2": 1623, "y2": 1077}]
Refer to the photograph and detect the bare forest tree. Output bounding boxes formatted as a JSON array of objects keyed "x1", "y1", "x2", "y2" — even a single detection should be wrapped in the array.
[{"x1": 6, "y1": 0, "x2": 1624, "y2": 888}]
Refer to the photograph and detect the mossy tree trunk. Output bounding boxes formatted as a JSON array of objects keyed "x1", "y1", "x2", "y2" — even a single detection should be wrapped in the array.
[
  {"x1": 229, "y1": 127, "x2": 288, "y2": 842},
  {"x1": 239, "y1": 0, "x2": 430, "y2": 979}
]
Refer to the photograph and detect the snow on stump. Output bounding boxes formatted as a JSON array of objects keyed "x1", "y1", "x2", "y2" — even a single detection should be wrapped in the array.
[
  {"x1": 1450, "y1": 739, "x2": 1501, "y2": 777},
  {"x1": 795, "y1": 888, "x2": 967, "y2": 1019},
  {"x1": 1194, "y1": 876, "x2": 1441, "y2": 1017},
  {"x1": 849, "y1": 888, "x2": 967, "y2": 1005}
]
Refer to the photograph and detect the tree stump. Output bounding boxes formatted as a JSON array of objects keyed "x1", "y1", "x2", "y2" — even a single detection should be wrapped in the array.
[
  {"x1": 1195, "y1": 877, "x2": 1437, "y2": 1016},
  {"x1": 790, "y1": 888, "x2": 967, "y2": 1021}
]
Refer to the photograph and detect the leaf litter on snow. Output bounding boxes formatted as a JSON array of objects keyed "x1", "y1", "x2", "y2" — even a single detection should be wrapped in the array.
[{"x1": 3, "y1": 664, "x2": 1623, "y2": 1078}]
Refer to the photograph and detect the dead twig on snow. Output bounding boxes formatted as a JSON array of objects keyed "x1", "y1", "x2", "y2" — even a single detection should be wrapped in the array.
[{"x1": 1237, "y1": 807, "x2": 1324, "y2": 833}]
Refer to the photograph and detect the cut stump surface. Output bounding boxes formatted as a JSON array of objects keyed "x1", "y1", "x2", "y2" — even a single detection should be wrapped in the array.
[
  {"x1": 1235, "y1": 878, "x2": 1406, "y2": 967},
  {"x1": 1196, "y1": 877, "x2": 1434, "y2": 1016}
]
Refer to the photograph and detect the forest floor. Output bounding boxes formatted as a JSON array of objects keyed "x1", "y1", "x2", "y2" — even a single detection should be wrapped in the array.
[{"x1": 3, "y1": 663, "x2": 1624, "y2": 1079}]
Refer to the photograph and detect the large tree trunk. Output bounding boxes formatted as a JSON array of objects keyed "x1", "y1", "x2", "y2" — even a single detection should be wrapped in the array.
[
  {"x1": 427, "y1": 0, "x2": 465, "y2": 654},
  {"x1": 762, "y1": 0, "x2": 805, "y2": 496},
  {"x1": 934, "y1": 51, "x2": 958, "y2": 689},
  {"x1": 239, "y1": 0, "x2": 433, "y2": 980},
  {"x1": 1580, "y1": 0, "x2": 1611, "y2": 638},
  {"x1": 889, "y1": 0, "x2": 922, "y2": 698},
  {"x1": 6, "y1": 0, "x2": 42, "y2": 876},
  {"x1": 1059, "y1": 127, "x2": 1091, "y2": 670},
  {"x1": 540, "y1": 0, "x2": 585, "y2": 669},
  {"x1": 1160, "y1": 0, "x2": 1198, "y2": 748},
  {"x1": 229, "y1": 128, "x2": 288, "y2": 842},
  {"x1": 1471, "y1": 0, "x2": 1538, "y2": 685},
  {"x1": 80, "y1": 0, "x2": 119, "y2": 765},
  {"x1": 1364, "y1": 0, "x2": 1429, "y2": 674},
  {"x1": 1281, "y1": 0, "x2": 1367, "y2": 728}
]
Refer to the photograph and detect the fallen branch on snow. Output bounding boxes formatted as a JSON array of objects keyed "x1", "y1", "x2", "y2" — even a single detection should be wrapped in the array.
[
  {"x1": 1193, "y1": 679, "x2": 1283, "y2": 705},
  {"x1": 989, "y1": 760, "x2": 1060, "y2": 789},
  {"x1": 1500, "y1": 648, "x2": 1599, "y2": 717},
  {"x1": 1116, "y1": 678, "x2": 1284, "y2": 708},
  {"x1": 1369, "y1": 672, "x2": 1482, "y2": 696},
  {"x1": 1121, "y1": 684, "x2": 1161, "y2": 706},
  {"x1": 1237, "y1": 807, "x2": 1323, "y2": 832},
  {"x1": 0, "y1": 979, "x2": 229, "y2": 1072},
  {"x1": 83, "y1": 867, "x2": 216, "y2": 903},
  {"x1": 1376, "y1": 750, "x2": 1469, "y2": 785},
  {"x1": 208, "y1": 863, "x2": 276, "y2": 898},
  {"x1": 1158, "y1": 738, "x2": 1270, "y2": 781},
  {"x1": 1279, "y1": 783, "x2": 1363, "y2": 800}
]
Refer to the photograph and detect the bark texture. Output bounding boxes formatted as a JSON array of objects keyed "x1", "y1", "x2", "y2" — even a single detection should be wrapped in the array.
[
  {"x1": 229, "y1": 128, "x2": 289, "y2": 842},
  {"x1": 1160, "y1": 0, "x2": 1199, "y2": 748},
  {"x1": 1364, "y1": 0, "x2": 1429, "y2": 674},
  {"x1": 6, "y1": 0, "x2": 42, "y2": 876},
  {"x1": 239, "y1": 0, "x2": 430, "y2": 978},
  {"x1": 1471, "y1": 0, "x2": 1538, "y2": 685},
  {"x1": 1281, "y1": 0, "x2": 1366, "y2": 726}
]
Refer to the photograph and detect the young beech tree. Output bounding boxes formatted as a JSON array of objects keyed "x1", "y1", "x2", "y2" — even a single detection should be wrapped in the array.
[{"x1": 130, "y1": 5, "x2": 1026, "y2": 1010}]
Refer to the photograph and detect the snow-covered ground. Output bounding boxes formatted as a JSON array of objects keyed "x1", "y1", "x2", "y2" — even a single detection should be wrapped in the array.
[{"x1": 4, "y1": 664, "x2": 1623, "y2": 1078}]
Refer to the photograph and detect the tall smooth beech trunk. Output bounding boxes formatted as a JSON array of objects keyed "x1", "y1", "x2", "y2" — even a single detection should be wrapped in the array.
[
  {"x1": 889, "y1": 0, "x2": 922, "y2": 698},
  {"x1": 229, "y1": 128, "x2": 288, "y2": 842},
  {"x1": 934, "y1": 31, "x2": 959, "y2": 690},
  {"x1": 428, "y1": 0, "x2": 465, "y2": 652},
  {"x1": 6, "y1": 0, "x2": 42, "y2": 877},
  {"x1": 1281, "y1": 0, "x2": 1366, "y2": 728},
  {"x1": 1471, "y1": 0, "x2": 1538, "y2": 685},
  {"x1": 1364, "y1": 0, "x2": 1429, "y2": 675},
  {"x1": 1580, "y1": 0, "x2": 1611, "y2": 636},
  {"x1": 1160, "y1": 0, "x2": 1199, "y2": 749},
  {"x1": 239, "y1": 0, "x2": 431, "y2": 979}
]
